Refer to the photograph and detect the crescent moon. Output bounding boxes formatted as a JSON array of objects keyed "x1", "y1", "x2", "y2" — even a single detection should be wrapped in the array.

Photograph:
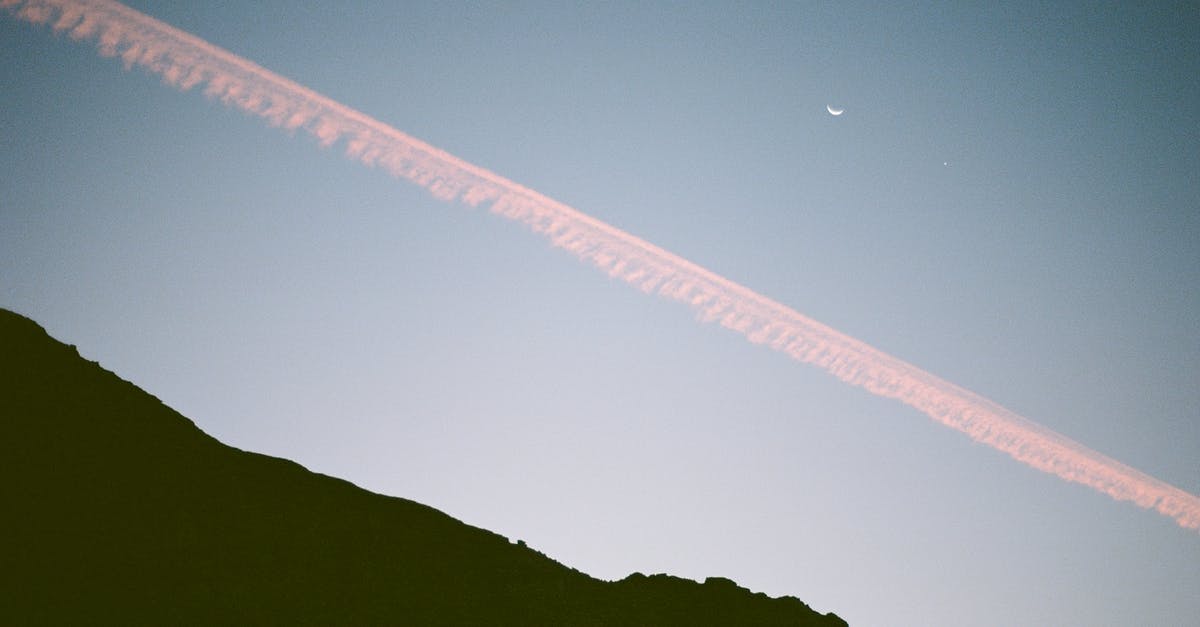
[{"x1": 827, "y1": 105, "x2": 844, "y2": 116}]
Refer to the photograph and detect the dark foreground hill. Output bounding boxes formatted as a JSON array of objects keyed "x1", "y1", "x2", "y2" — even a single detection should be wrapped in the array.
[{"x1": 1, "y1": 308, "x2": 847, "y2": 626}]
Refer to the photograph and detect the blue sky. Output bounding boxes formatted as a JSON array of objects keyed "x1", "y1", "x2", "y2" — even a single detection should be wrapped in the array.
[{"x1": 2, "y1": 2, "x2": 1198, "y2": 625}]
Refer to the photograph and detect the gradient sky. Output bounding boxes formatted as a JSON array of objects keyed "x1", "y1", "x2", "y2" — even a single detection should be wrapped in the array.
[{"x1": 3, "y1": 2, "x2": 1198, "y2": 625}]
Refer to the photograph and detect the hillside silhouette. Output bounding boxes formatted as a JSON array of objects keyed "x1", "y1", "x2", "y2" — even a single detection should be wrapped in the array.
[{"x1": 1, "y1": 308, "x2": 846, "y2": 626}]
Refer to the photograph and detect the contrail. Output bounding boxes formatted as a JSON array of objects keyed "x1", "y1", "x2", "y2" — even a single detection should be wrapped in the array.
[{"x1": 6, "y1": 0, "x2": 1198, "y2": 531}]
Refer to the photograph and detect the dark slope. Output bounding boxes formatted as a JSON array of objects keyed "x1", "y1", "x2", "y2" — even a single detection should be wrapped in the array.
[{"x1": 1, "y1": 308, "x2": 847, "y2": 626}]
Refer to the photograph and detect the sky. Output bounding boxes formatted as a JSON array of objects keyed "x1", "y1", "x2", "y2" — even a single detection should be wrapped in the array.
[{"x1": 2, "y1": 1, "x2": 1198, "y2": 625}]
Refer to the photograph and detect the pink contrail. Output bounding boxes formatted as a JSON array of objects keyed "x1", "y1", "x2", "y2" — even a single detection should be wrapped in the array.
[{"x1": 6, "y1": 0, "x2": 1199, "y2": 531}]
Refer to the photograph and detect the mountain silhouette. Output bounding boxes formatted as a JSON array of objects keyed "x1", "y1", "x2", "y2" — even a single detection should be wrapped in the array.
[{"x1": 1, "y1": 308, "x2": 847, "y2": 626}]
